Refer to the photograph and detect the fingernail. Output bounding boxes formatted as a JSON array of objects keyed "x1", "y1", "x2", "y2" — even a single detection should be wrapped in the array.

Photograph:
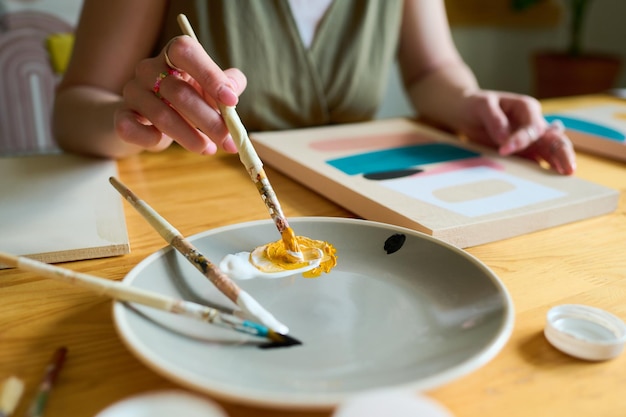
[
  {"x1": 227, "y1": 76, "x2": 239, "y2": 91},
  {"x1": 217, "y1": 84, "x2": 238, "y2": 106},
  {"x1": 557, "y1": 156, "x2": 576, "y2": 175},
  {"x1": 201, "y1": 142, "x2": 217, "y2": 155}
]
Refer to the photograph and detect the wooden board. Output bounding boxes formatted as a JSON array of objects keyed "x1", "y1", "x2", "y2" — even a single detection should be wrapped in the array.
[
  {"x1": 0, "y1": 153, "x2": 130, "y2": 267},
  {"x1": 251, "y1": 118, "x2": 618, "y2": 248},
  {"x1": 544, "y1": 102, "x2": 626, "y2": 162}
]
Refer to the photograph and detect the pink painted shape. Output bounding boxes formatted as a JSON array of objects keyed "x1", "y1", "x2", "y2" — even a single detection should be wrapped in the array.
[
  {"x1": 410, "y1": 157, "x2": 505, "y2": 177},
  {"x1": 309, "y1": 132, "x2": 434, "y2": 152}
]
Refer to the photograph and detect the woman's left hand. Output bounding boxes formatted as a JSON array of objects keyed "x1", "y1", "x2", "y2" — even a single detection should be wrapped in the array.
[{"x1": 457, "y1": 90, "x2": 576, "y2": 175}]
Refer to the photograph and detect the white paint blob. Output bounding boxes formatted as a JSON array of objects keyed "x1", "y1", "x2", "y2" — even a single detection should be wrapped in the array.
[
  {"x1": 237, "y1": 290, "x2": 289, "y2": 334},
  {"x1": 219, "y1": 251, "x2": 321, "y2": 280}
]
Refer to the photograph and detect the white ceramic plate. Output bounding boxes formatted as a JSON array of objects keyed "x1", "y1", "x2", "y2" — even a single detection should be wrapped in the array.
[{"x1": 113, "y1": 217, "x2": 514, "y2": 410}]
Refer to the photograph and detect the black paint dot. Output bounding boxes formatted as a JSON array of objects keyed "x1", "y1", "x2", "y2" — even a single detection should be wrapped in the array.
[
  {"x1": 363, "y1": 168, "x2": 423, "y2": 180},
  {"x1": 384, "y1": 233, "x2": 406, "y2": 254}
]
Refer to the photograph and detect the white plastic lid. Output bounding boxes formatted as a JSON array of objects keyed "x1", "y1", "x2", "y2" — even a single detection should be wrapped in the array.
[
  {"x1": 544, "y1": 304, "x2": 626, "y2": 361},
  {"x1": 95, "y1": 390, "x2": 228, "y2": 417}
]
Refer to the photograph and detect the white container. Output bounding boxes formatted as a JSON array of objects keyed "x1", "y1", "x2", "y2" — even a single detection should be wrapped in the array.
[{"x1": 544, "y1": 304, "x2": 626, "y2": 361}]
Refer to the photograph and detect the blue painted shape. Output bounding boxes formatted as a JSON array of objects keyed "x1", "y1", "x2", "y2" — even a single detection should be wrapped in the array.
[
  {"x1": 326, "y1": 143, "x2": 480, "y2": 176},
  {"x1": 545, "y1": 114, "x2": 626, "y2": 142}
]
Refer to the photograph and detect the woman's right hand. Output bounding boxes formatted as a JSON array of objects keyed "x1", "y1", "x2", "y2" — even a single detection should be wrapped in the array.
[{"x1": 114, "y1": 35, "x2": 247, "y2": 154}]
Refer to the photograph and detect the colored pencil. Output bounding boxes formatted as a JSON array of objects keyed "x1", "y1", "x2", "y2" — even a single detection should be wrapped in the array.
[
  {"x1": 176, "y1": 13, "x2": 304, "y2": 261},
  {"x1": 0, "y1": 376, "x2": 24, "y2": 417},
  {"x1": 0, "y1": 252, "x2": 300, "y2": 347},
  {"x1": 26, "y1": 346, "x2": 67, "y2": 417},
  {"x1": 108, "y1": 176, "x2": 289, "y2": 335}
]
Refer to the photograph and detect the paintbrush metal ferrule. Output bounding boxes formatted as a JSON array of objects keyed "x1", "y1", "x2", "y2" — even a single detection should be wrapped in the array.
[{"x1": 217, "y1": 315, "x2": 269, "y2": 337}]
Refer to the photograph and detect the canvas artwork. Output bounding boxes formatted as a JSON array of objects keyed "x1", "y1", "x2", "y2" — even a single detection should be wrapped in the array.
[
  {"x1": 0, "y1": 153, "x2": 130, "y2": 267},
  {"x1": 251, "y1": 118, "x2": 618, "y2": 248},
  {"x1": 544, "y1": 103, "x2": 626, "y2": 162}
]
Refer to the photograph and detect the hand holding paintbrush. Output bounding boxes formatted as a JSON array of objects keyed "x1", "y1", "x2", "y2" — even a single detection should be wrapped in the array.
[{"x1": 176, "y1": 13, "x2": 305, "y2": 263}]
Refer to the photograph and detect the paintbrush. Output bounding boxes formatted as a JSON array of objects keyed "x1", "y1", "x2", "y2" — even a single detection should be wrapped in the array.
[
  {"x1": 0, "y1": 252, "x2": 300, "y2": 347},
  {"x1": 176, "y1": 13, "x2": 304, "y2": 262},
  {"x1": 108, "y1": 176, "x2": 289, "y2": 335},
  {"x1": 26, "y1": 346, "x2": 67, "y2": 417},
  {"x1": 0, "y1": 376, "x2": 24, "y2": 417}
]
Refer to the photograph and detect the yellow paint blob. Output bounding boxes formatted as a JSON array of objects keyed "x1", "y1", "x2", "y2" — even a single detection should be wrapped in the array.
[
  {"x1": 280, "y1": 227, "x2": 302, "y2": 262},
  {"x1": 252, "y1": 235, "x2": 337, "y2": 278}
]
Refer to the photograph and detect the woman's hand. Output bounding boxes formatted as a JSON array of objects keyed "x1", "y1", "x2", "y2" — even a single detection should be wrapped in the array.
[
  {"x1": 457, "y1": 90, "x2": 576, "y2": 175},
  {"x1": 114, "y1": 35, "x2": 247, "y2": 154}
]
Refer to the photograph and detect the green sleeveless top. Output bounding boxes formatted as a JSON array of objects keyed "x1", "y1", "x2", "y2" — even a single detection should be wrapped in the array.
[{"x1": 159, "y1": 0, "x2": 403, "y2": 132}]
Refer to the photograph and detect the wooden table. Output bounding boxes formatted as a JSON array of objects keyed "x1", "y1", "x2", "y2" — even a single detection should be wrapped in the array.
[{"x1": 2, "y1": 95, "x2": 625, "y2": 417}]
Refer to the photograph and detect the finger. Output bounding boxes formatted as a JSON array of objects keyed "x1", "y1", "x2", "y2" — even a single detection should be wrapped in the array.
[
  {"x1": 164, "y1": 35, "x2": 239, "y2": 106},
  {"x1": 499, "y1": 122, "x2": 545, "y2": 156},
  {"x1": 153, "y1": 70, "x2": 236, "y2": 152},
  {"x1": 543, "y1": 128, "x2": 577, "y2": 175},
  {"x1": 495, "y1": 94, "x2": 544, "y2": 154},
  {"x1": 115, "y1": 108, "x2": 173, "y2": 151},
  {"x1": 518, "y1": 124, "x2": 576, "y2": 175},
  {"x1": 223, "y1": 67, "x2": 247, "y2": 96},
  {"x1": 473, "y1": 94, "x2": 511, "y2": 146},
  {"x1": 124, "y1": 81, "x2": 218, "y2": 154}
]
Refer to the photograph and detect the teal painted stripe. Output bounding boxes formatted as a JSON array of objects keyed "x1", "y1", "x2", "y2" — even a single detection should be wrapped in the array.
[
  {"x1": 326, "y1": 143, "x2": 480, "y2": 176},
  {"x1": 545, "y1": 115, "x2": 625, "y2": 142}
]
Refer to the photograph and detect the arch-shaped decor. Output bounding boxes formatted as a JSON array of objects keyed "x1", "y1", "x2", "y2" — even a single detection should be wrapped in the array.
[{"x1": 0, "y1": 11, "x2": 73, "y2": 155}]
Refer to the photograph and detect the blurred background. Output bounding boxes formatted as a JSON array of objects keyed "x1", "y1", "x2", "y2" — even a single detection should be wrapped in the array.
[{"x1": 1, "y1": 0, "x2": 624, "y2": 123}]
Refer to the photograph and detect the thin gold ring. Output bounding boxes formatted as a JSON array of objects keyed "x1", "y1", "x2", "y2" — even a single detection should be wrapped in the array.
[{"x1": 164, "y1": 38, "x2": 182, "y2": 71}]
